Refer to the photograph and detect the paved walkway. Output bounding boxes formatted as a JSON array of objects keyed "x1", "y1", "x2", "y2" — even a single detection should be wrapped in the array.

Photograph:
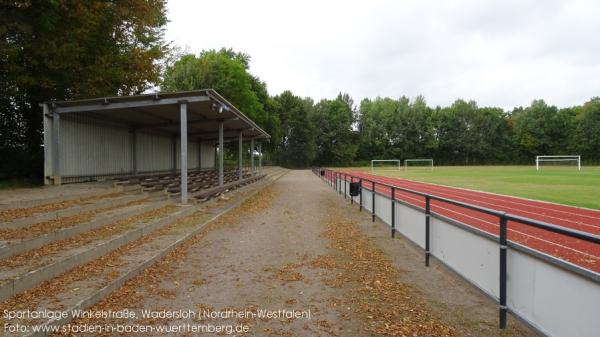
[{"x1": 54, "y1": 170, "x2": 537, "y2": 337}]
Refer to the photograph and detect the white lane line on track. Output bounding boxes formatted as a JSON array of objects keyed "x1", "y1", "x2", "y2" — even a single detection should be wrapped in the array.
[
  {"x1": 354, "y1": 173, "x2": 600, "y2": 230},
  {"x1": 367, "y1": 173, "x2": 600, "y2": 221},
  {"x1": 435, "y1": 204, "x2": 600, "y2": 260},
  {"x1": 397, "y1": 179, "x2": 600, "y2": 223},
  {"x1": 402, "y1": 183, "x2": 600, "y2": 231},
  {"x1": 369, "y1": 185, "x2": 600, "y2": 260}
]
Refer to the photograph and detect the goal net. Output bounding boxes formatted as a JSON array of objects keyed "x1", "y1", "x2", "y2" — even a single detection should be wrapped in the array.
[
  {"x1": 371, "y1": 159, "x2": 401, "y2": 172},
  {"x1": 535, "y1": 155, "x2": 581, "y2": 170},
  {"x1": 404, "y1": 159, "x2": 434, "y2": 170}
]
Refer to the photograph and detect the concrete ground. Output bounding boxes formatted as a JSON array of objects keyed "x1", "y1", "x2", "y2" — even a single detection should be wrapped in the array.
[{"x1": 52, "y1": 170, "x2": 538, "y2": 337}]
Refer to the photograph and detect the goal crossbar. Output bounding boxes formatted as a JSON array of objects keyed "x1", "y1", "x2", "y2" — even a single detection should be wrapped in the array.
[
  {"x1": 371, "y1": 159, "x2": 401, "y2": 172},
  {"x1": 404, "y1": 159, "x2": 434, "y2": 170},
  {"x1": 535, "y1": 155, "x2": 580, "y2": 170}
]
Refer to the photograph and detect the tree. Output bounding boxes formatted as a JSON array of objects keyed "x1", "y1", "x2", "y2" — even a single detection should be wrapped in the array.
[
  {"x1": 162, "y1": 49, "x2": 263, "y2": 122},
  {"x1": 0, "y1": 0, "x2": 168, "y2": 179},
  {"x1": 434, "y1": 99, "x2": 510, "y2": 164},
  {"x1": 387, "y1": 95, "x2": 436, "y2": 160},
  {"x1": 312, "y1": 93, "x2": 358, "y2": 166},
  {"x1": 357, "y1": 97, "x2": 397, "y2": 160},
  {"x1": 572, "y1": 98, "x2": 600, "y2": 161},
  {"x1": 161, "y1": 49, "x2": 281, "y2": 157},
  {"x1": 271, "y1": 91, "x2": 316, "y2": 168},
  {"x1": 513, "y1": 100, "x2": 575, "y2": 158}
]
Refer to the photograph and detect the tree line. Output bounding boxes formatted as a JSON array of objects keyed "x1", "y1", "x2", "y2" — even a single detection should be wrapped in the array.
[
  {"x1": 357, "y1": 96, "x2": 600, "y2": 166},
  {"x1": 161, "y1": 50, "x2": 600, "y2": 167},
  {"x1": 1, "y1": 0, "x2": 167, "y2": 179},
  {"x1": 1, "y1": 1, "x2": 599, "y2": 182}
]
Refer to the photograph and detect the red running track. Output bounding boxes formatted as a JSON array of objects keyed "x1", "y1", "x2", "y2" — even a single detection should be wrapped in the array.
[{"x1": 328, "y1": 169, "x2": 600, "y2": 273}]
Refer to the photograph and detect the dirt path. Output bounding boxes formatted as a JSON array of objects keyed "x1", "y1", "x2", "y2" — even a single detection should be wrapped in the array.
[{"x1": 52, "y1": 170, "x2": 537, "y2": 337}]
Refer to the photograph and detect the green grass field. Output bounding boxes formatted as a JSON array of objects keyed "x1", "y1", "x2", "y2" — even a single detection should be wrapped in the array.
[{"x1": 360, "y1": 166, "x2": 600, "y2": 210}]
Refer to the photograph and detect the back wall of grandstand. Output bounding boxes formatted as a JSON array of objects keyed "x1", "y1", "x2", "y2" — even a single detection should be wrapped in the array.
[{"x1": 44, "y1": 112, "x2": 217, "y2": 184}]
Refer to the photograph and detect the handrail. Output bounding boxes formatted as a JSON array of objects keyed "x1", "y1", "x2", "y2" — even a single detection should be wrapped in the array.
[
  {"x1": 319, "y1": 167, "x2": 599, "y2": 245},
  {"x1": 314, "y1": 166, "x2": 600, "y2": 331}
]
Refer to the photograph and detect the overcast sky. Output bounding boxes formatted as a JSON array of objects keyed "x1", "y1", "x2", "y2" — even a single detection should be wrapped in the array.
[{"x1": 165, "y1": 0, "x2": 600, "y2": 110}]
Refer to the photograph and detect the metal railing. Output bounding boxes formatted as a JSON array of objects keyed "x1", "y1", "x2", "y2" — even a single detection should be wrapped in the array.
[{"x1": 314, "y1": 167, "x2": 600, "y2": 329}]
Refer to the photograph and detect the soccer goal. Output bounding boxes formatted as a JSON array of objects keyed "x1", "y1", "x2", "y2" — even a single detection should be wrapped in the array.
[
  {"x1": 535, "y1": 155, "x2": 581, "y2": 171},
  {"x1": 371, "y1": 159, "x2": 401, "y2": 172},
  {"x1": 404, "y1": 159, "x2": 434, "y2": 170}
]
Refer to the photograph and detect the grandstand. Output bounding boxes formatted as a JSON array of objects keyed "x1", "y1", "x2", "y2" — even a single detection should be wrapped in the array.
[{"x1": 42, "y1": 89, "x2": 269, "y2": 203}]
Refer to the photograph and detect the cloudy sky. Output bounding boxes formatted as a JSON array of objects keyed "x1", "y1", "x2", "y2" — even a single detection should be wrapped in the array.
[{"x1": 165, "y1": 0, "x2": 600, "y2": 110}]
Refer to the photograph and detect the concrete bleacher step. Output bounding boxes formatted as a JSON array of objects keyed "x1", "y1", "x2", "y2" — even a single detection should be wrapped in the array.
[
  {"x1": 0, "y1": 200, "x2": 164, "y2": 260},
  {"x1": 0, "y1": 193, "x2": 147, "y2": 230},
  {"x1": 190, "y1": 174, "x2": 267, "y2": 202},
  {"x1": 0, "y1": 200, "x2": 189, "y2": 302},
  {"x1": 0, "y1": 185, "x2": 122, "y2": 212},
  {"x1": 4, "y1": 169, "x2": 284, "y2": 337}
]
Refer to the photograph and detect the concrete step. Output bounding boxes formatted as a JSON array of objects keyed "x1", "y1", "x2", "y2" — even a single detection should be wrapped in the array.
[
  {"x1": 0, "y1": 201, "x2": 186, "y2": 302},
  {"x1": 0, "y1": 193, "x2": 146, "y2": 230},
  {"x1": 0, "y1": 200, "x2": 165, "y2": 260},
  {"x1": 3, "y1": 169, "x2": 287, "y2": 337},
  {"x1": 0, "y1": 184, "x2": 121, "y2": 212}
]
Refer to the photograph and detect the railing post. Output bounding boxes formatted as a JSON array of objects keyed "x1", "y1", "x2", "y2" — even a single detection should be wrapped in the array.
[
  {"x1": 391, "y1": 186, "x2": 396, "y2": 238},
  {"x1": 334, "y1": 172, "x2": 337, "y2": 191},
  {"x1": 333, "y1": 172, "x2": 335, "y2": 189},
  {"x1": 344, "y1": 174, "x2": 347, "y2": 199},
  {"x1": 372, "y1": 181, "x2": 376, "y2": 222},
  {"x1": 350, "y1": 177, "x2": 354, "y2": 204},
  {"x1": 499, "y1": 214, "x2": 508, "y2": 329},
  {"x1": 359, "y1": 179, "x2": 363, "y2": 211},
  {"x1": 339, "y1": 172, "x2": 342, "y2": 195},
  {"x1": 425, "y1": 195, "x2": 431, "y2": 266}
]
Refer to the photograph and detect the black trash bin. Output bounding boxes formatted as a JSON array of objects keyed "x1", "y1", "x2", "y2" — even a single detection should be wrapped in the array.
[
  {"x1": 320, "y1": 170, "x2": 325, "y2": 176},
  {"x1": 349, "y1": 182, "x2": 361, "y2": 196}
]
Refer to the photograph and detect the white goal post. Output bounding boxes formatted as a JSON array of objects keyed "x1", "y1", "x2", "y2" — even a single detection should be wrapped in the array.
[
  {"x1": 535, "y1": 155, "x2": 581, "y2": 171},
  {"x1": 371, "y1": 159, "x2": 401, "y2": 172},
  {"x1": 404, "y1": 159, "x2": 434, "y2": 170}
]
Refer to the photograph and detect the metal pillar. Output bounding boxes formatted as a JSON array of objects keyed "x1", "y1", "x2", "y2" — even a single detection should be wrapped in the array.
[
  {"x1": 425, "y1": 195, "x2": 431, "y2": 266},
  {"x1": 51, "y1": 110, "x2": 61, "y2": 185},
  {"x1": 359, "y1": 179, "x2": 363, "y2": 211},
  {"x1": 391, "y1": 187, "x2": 396, "y2": 238},
  {"x1": 218, "y1": 120, "x2": 224, "y2": 186},
  {"x1": 499, "y1": 214, "x2": 508, "y2": 329},
  {"x1": 258, "y1": 142, "x2": 262, "y2": 172},
  {"x1": 180, "y1": 102, "x2": 188, "y2": 204},
  {"x1": 238, "y1": 131, "x2": 243, "y2": 180},
  {"x1": 250, "y1": 138, "x2": 255, "y2": 173},
  {"x1": 372, "y1": 181, "x2": 376, "y2": 221}
]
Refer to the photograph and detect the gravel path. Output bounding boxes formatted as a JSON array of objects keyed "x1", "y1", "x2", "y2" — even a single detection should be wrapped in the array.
[{"x1": 49, "y1": 170, "x2": 537, "y2": 337}]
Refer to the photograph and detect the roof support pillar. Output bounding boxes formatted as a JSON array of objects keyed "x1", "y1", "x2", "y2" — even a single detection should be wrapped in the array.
[
  {"x1": 250, "y1": 138, "x2": 255, "y2": 174},
  {"x1": 52, "y1": 110, "x2": 62, "y2": 185},
  {"x1": 238, "y1": 131, "x2": 243, "y2": 181},
  {"x1": 180, "y1": 102, "x2": 188, "y2": 204},
  {"x1": 218, "y1": 120, "x2": 224, "y2": 186},
  {"x1": 258, "y1": 142, "x2": 262, "y2": 172}
]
